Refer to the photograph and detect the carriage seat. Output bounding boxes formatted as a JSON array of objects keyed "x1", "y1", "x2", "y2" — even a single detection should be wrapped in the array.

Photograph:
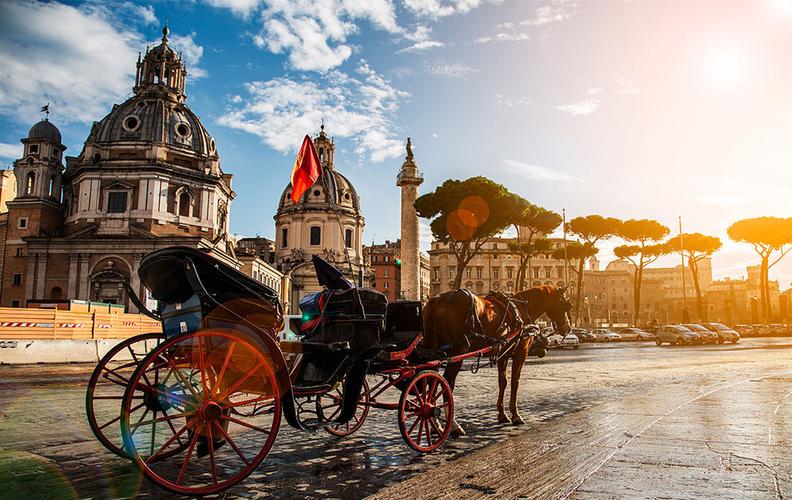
[{"x1": 381, "y1": 301, "x2": 422, "y2": 352}]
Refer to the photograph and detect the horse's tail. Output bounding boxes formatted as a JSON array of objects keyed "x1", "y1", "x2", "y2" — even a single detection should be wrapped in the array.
[{"x1": 421, "y1": 297, "x2": 439, "y2": 350}]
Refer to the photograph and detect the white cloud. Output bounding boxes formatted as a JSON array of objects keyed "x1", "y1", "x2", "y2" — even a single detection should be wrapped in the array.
[
  {"x1": 0, "y1": 1, "x2": 142, "y2": 124},
  {"x1": 397, "y1": 24, "x2": 445, "y2": 53},
  {"x1": 586, "y1": 87, "x2": 603, "y2": 95},
  {"x1": 496, "y1": 94, "x2": 530, "y2": 107},
  {"x1": 403, "y1": 0, "x2": 501, "y2": 19},
  {"x1": 218, "y1": 61, "x2": 409, "y2": 162},
  {"x1": 133, "y1": 3, "x2": 158, "y2": 25},
  {"x1": 555, "y1": 98, "x2": 601, "y2": 116},
  {"x1": 502, "y1": 158, "x2": 582, "y2": 182},
  {"x1": 204, "y1": 0, "x2": 263, "y2": 18},
  {"x1": 246, "y1": 0, "x2": 399, "y2": 72},
  {"x1": 397, "y1": 40, "x2": 445, "y2": 53},
  {"x1": 424, "y1": 60, "x2": 477, "y2": 78},
  {"x1": 167, "y1": 33, "x2": 208, "y2": 79},
  {"x1": 520, "y1": 0, "x2": 579, "y2": 27},
  {"x1": 618, "y1": 77, "x2": 639, "y2": 94},
  {"x1": 475, "y1": 0, "x2": 580, "y2": 44},
  {"x1": 0, "y1": 143, "x2": 21, "y2": 160}
]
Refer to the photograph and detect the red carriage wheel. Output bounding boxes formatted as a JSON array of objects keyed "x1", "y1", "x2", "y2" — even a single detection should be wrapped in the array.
[
  {"x1": 120, "y1": 329, "x2": 282, "y2": 496},
  {"x1": 317, "y1": 378, "x2": 370, "y2": 437},
  {"x1": 85, "y1": 332, "x2": 165, "y2": 458},
  {"x1": 398, "y1": 371, "x2": 454, "y2": 453}
]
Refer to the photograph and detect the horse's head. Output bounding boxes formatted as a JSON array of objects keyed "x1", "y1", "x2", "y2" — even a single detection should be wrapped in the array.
[
  {"x1": 483, "y1": 290, "x2": 523, "y2": 334},
  {"x1": 546, "y1": 286, "x2": 573, "y2": 335}
]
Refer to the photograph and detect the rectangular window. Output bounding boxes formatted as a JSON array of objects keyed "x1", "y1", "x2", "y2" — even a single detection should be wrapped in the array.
[
  {"x1": 384, "y1": 256, "x2": 390, "y2": 262},
  {"x1": 476, "y1": 267, "x2": 482, "y2": 279},
  {"x1": 493, "y1": 268, "x2": 500, "y2": 280},
  {"x1": 18, "y1": 218, "x2": 28, "y2": 229},
  {"x1": 466, "y1": 267, "x2": 472, "y2": 279},
  {"x1": 29, "y1": 145, "x2": 39, "y2": 154},
  {"x1": 507, "y1": 267, "x2": 513, "y2": 279},
  {"x1": 12, "y1": 274, "x2": 22, "y2": 285},
  {"x1": 15, "y1": 248, "x2": 22, "y2": 257},
  {"x1": 10, "y1": 300, "x2": 20, "y2": 308},
  {"x1": 281, "y1": 228, "x2": 288, "y2": 248},
  {"x1": 310, "y1": 226, "x2": 321, "y2": 246},
  {"x1": 384, "y1": 269, "x2": 389, "y2": 278},
  {"x1": 371, "y1": 255, "x2": 377, "y2": 263},
  {"x1": 384, "y1": 281, "x2": 389, "y2": 289},
  {"x1": 433, "y1": 267, "x2": 439, "y2": 281},
  {"x1": 107, "y1": 192, "x2": 127, "y2": 213},
  {"x1": 345, "y1": 229, "x2": 353, "y2": 248}
]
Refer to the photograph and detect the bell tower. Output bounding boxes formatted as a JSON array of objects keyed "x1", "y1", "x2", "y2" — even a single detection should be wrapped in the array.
[
  {"x1": 314, "y1": 123, "x2": 335, "y2": 170},
  {"x1": 134, "y1": 24, "x2": 187, "y2": 102},
  {"x1": 397, "y1": 137, "x2": 424, "y2": 301}
]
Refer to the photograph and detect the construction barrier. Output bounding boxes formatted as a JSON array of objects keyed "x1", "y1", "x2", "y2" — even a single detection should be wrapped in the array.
[{"x1": 0, "y1": 308, "x2": 162, "y2": 340}]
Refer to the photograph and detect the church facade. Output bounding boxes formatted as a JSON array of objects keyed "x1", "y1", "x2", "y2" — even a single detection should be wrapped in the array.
[{"x1": 0, "y1": 26, "x2": 236, "y2": 311}]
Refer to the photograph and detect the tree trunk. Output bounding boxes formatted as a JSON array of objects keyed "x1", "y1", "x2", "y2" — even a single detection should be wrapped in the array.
[
  {"x1": 633, "y1": 267, "x2": 643, "y2": 327},
  {"x1": 574, "y1": 258, "x2": 585, "y2": 326},
  {"x1": 761, "y1": 255, "x2": 771, "y2": 321},
  {"x1": 689, "y1": 256, "x2": 704, "y2": 321}
]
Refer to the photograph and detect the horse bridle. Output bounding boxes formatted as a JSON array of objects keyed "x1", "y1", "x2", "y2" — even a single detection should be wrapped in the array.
[{"x1": 484, "y1": 291, "x2": 525, "y2": 335}]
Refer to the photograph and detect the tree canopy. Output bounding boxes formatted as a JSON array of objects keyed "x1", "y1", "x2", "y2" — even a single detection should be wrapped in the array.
[
  {"x1": 618, "y1": 219, "x2": 670, "y2": 243},
  {"x1": 568, "y1": 215, "x2": 622, "y2": 244}
]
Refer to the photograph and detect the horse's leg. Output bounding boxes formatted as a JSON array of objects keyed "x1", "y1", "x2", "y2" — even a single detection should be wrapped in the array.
[
  {"x1": 508, "y1": 338, "x2": 531, "y2": 425},
  {"x1": 496, "y1": 355, "x2": 511, "y2": 424},
  {"x1": 443, "y1": 360, "x2": 466, "y2": 437}
]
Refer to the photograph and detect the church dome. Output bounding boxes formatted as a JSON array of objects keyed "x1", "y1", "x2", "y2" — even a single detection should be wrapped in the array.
[
  {"x1": 87, "y1": 96, "x2": 217, "y2": 158},
  {"x1": 28, "y1": 119, "x2": 62, "y2": 144},
  {"x1": 277, "y1": 169, "x2": 360, "y2": 215}
]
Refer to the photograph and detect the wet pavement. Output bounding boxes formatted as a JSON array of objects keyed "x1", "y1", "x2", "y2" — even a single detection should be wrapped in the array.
[{"x1": 1, "y1": 337, "x2": 792, "y2": 499}]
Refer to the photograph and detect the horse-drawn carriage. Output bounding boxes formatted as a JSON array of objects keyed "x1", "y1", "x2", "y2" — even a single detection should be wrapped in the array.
[{"x1": 86, "y1": 247, "x2": 566, "y2": 495}]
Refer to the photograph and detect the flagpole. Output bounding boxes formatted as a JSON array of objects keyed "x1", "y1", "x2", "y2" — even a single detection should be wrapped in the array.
[
  {"x1": 563, "y1": 208, "x2": 569, "y2": 287},
  {"x1": 679, "y1": 215, "x2": 687, "y2": 322}
]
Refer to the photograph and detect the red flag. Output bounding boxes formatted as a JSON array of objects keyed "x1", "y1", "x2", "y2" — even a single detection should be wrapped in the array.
[{"x1": 290, "y1": 135, "x2": 322, "y2": 203}]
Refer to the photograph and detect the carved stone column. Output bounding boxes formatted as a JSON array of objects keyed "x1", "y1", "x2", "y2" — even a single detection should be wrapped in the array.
[
  {"x1": 67, "y1": 255, "x2": 79, "y2": 299},
  {"x1": 35, "y1": 254, "x2": 47, "y2": 299},
  {"x1": 78, "y1": 254, "x2": 90, "y2": 300}
]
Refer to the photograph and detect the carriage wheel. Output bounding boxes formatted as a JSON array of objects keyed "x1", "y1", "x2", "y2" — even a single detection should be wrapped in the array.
[
  {"x1": 120, "y1": 329, "x2": 282, "y2": 496},
  {"x1": 85, "y1": 332, "x2": 165, "y2": 458},
  {"x1": 398, "y1": 371, "x2": 454, "y2": 453},
  {"x1": 317, "y1": 378, "x2": 370, "y2": 437}
]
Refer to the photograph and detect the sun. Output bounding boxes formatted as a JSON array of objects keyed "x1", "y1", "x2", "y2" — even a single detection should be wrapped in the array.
[{"x1": 707, "y1": 49, "x2": 747, "y2": 87}]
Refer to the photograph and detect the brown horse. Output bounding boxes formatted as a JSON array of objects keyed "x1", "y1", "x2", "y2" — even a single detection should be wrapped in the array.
[
  {"x1": 422, "y1": 289, "x2": 525, "y2": 436},
  {"x1": 422, "y1": 286, "x2": 572, "y2": 434},
  {"x1": 503, "y1": 286, "x2": 572, "y2": 424}
]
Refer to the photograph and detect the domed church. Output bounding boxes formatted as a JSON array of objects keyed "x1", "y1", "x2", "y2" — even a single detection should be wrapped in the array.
[
  {"x1": 274, "y1": 125, "x2": 368, "y2": 313},
  {"x1": 0, "y1": 26, "x2": 236, "y2": 311}
]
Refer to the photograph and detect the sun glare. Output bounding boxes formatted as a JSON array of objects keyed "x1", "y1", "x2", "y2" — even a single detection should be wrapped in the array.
[
  {"x1": 707, "y1": 49, "x2": 747, "y2": 87},
  {"x1": 770, "y1": 0, "x2": 792, "y2": 14}
]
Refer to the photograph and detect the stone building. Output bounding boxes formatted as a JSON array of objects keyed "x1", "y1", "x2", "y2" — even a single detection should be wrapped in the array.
[
  {"x1": 365, "y1": 239, "x2": 430, "y2": 301},
  {"x1": 428, "y1": 237, "x2": 573, "y2": 297},
  {"x1": 0, "y1": 26, "x2": 237, "y2": 310},
  {"x1": 274, "y1": 125, "x2": 367, "y2": 313}
]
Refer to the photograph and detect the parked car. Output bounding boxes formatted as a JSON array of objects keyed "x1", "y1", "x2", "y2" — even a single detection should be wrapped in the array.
[
  {"x1": 572, "y1": 328, "x2": 596, "y2": 343},
  {"x1": 682, "y1": 324, "x2": 720, "y2": 344},
  {"x1": 559, "y1": 332, "x2": 580, "y2": 349},
  {"x1": 734, "y1": 324, "x2": 754, "y2": 337},
  {"x1": 655, "y1": 325, "x2": 701, "y2": 345},
  {"x1": 592, "y1": 328, "x2": 622, "y2": 342},
  {"x1": 529, "y1": 334, "x2": 549, "y2": 358},
  {"x1": 701, "y1": 323, "x2": 740, "y2": 343},
  {"x1": 752, "y1": 324, "x2": 772, "y2": 337},
  {"x1": 617, "y1": 327, "x2": 655, "y2": 341}
]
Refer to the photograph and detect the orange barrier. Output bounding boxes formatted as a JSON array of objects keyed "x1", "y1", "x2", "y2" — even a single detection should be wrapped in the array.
[{"x1": 0, "y1": 308, "x2": 162, "y2": 340}]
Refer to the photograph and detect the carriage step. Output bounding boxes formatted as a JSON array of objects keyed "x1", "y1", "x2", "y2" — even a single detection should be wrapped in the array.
[{"x1": 299, "y1": 418, "x2": 327, "y2": 430}]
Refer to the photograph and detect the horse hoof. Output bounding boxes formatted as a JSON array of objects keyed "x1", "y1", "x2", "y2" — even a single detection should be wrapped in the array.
[
  {"x1": 451, "y1": 426, "x2": 467, "y2": 437},
  {"x1": 497, "y1": 414, "x2": 512, "y2": 424},
  {"x1": 511, "y1": 415, "x2": 526, "y2": 425}
]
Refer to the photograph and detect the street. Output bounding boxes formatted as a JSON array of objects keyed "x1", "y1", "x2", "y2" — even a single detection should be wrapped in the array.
[{"x1": 2, "y1": 338, "x2": 792, "y2": 499}]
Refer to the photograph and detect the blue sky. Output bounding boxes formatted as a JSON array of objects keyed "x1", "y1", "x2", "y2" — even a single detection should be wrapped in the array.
[{"x1": 1, "y1": 0, "x2": 792, "y2": 285}]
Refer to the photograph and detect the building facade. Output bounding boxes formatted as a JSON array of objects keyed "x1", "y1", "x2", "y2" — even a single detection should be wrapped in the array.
[
  {"x1": 0, "y1": 26, "x2": 238, "y2": 311},
  {"x1": 273, "y1": 126, "x2": 368, "y2": 313},
  {"x1": 365, "y1": 238, "x2": 430, "y2": 301}
]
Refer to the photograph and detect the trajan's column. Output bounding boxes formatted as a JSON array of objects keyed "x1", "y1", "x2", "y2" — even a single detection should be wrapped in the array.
[{"x1": 397, "y1": 138, "x2": 424, "y2": 301}]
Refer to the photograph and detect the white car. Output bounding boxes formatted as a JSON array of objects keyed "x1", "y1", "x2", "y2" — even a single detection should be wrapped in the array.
[
  {"x1": 592, "y1": 329, "x2": 622, "y2": 342},
  {"x1": 559, "y1": 333, "x2": 580, "y2": 349}
]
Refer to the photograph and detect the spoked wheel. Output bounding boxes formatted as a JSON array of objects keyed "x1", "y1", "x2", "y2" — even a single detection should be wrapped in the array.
[
  {"x1": 120, "y1": 329, "x2": 282, "y2": 496},
  {"x1": 398, "y1": 371, "x2": 454, "y2": 453},
  {"x1": 317, "y1": 378, "x2": 370, "y2": 437},
  {"x1": 86, "y1": 332, "x2": 165, "y2": 458}
]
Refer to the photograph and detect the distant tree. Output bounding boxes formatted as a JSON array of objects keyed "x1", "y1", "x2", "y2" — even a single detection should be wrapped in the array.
[
  {"x1": 506, "y1": 202, "x2": 562, "y2": 290},
  {"x1": 415, "y1": 177, "x2": 517, "y2": 289},
  {"x1": 666, "y1": 233, "x2": 722, "y2": 322},
  {"x1": 615, "y1": 219, "x2": 671, "y2": 325},
  {"x1": 566, "y1": 215, "x2": 623, "y2": 323},
  {"x1": 727, "y1": 217, "x2": 792, "y2": 321},
  {"x1": 552, "y1": 241, "x2": 599, "y2": 324}
]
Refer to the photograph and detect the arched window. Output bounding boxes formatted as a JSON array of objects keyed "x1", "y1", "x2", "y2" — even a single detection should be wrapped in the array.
[
  {"x1": 25, "y1": 172, "x2": 35, "y2": 195},
  {"x1": 50, "y1": 287, "x2": 63, "y2": 300},
  {"x1": 310, "y1": 226, "x2": 321, "y2": 246},
  {"x1": 281, "y1": 227, "x2": 288, "y2": 248},
  {"x1": 178, "y1": 190, "x2": 191, "y2": 217},
  {"x1": 345, "y1": 229, "x2": 353, "y2": 248},
  {"x1": 48, "y1": 176, "x2": 55, "y2": 197}
]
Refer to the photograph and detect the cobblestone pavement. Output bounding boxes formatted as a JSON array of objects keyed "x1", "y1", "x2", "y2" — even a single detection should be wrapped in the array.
[{"x1": 1, "y1": 338, "x2": 792, "y2": 499}]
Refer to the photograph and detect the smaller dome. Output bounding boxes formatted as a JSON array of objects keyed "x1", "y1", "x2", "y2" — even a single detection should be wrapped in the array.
[{"x1": 28, "y1": 119, "x2": 62, "y2": 144}]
